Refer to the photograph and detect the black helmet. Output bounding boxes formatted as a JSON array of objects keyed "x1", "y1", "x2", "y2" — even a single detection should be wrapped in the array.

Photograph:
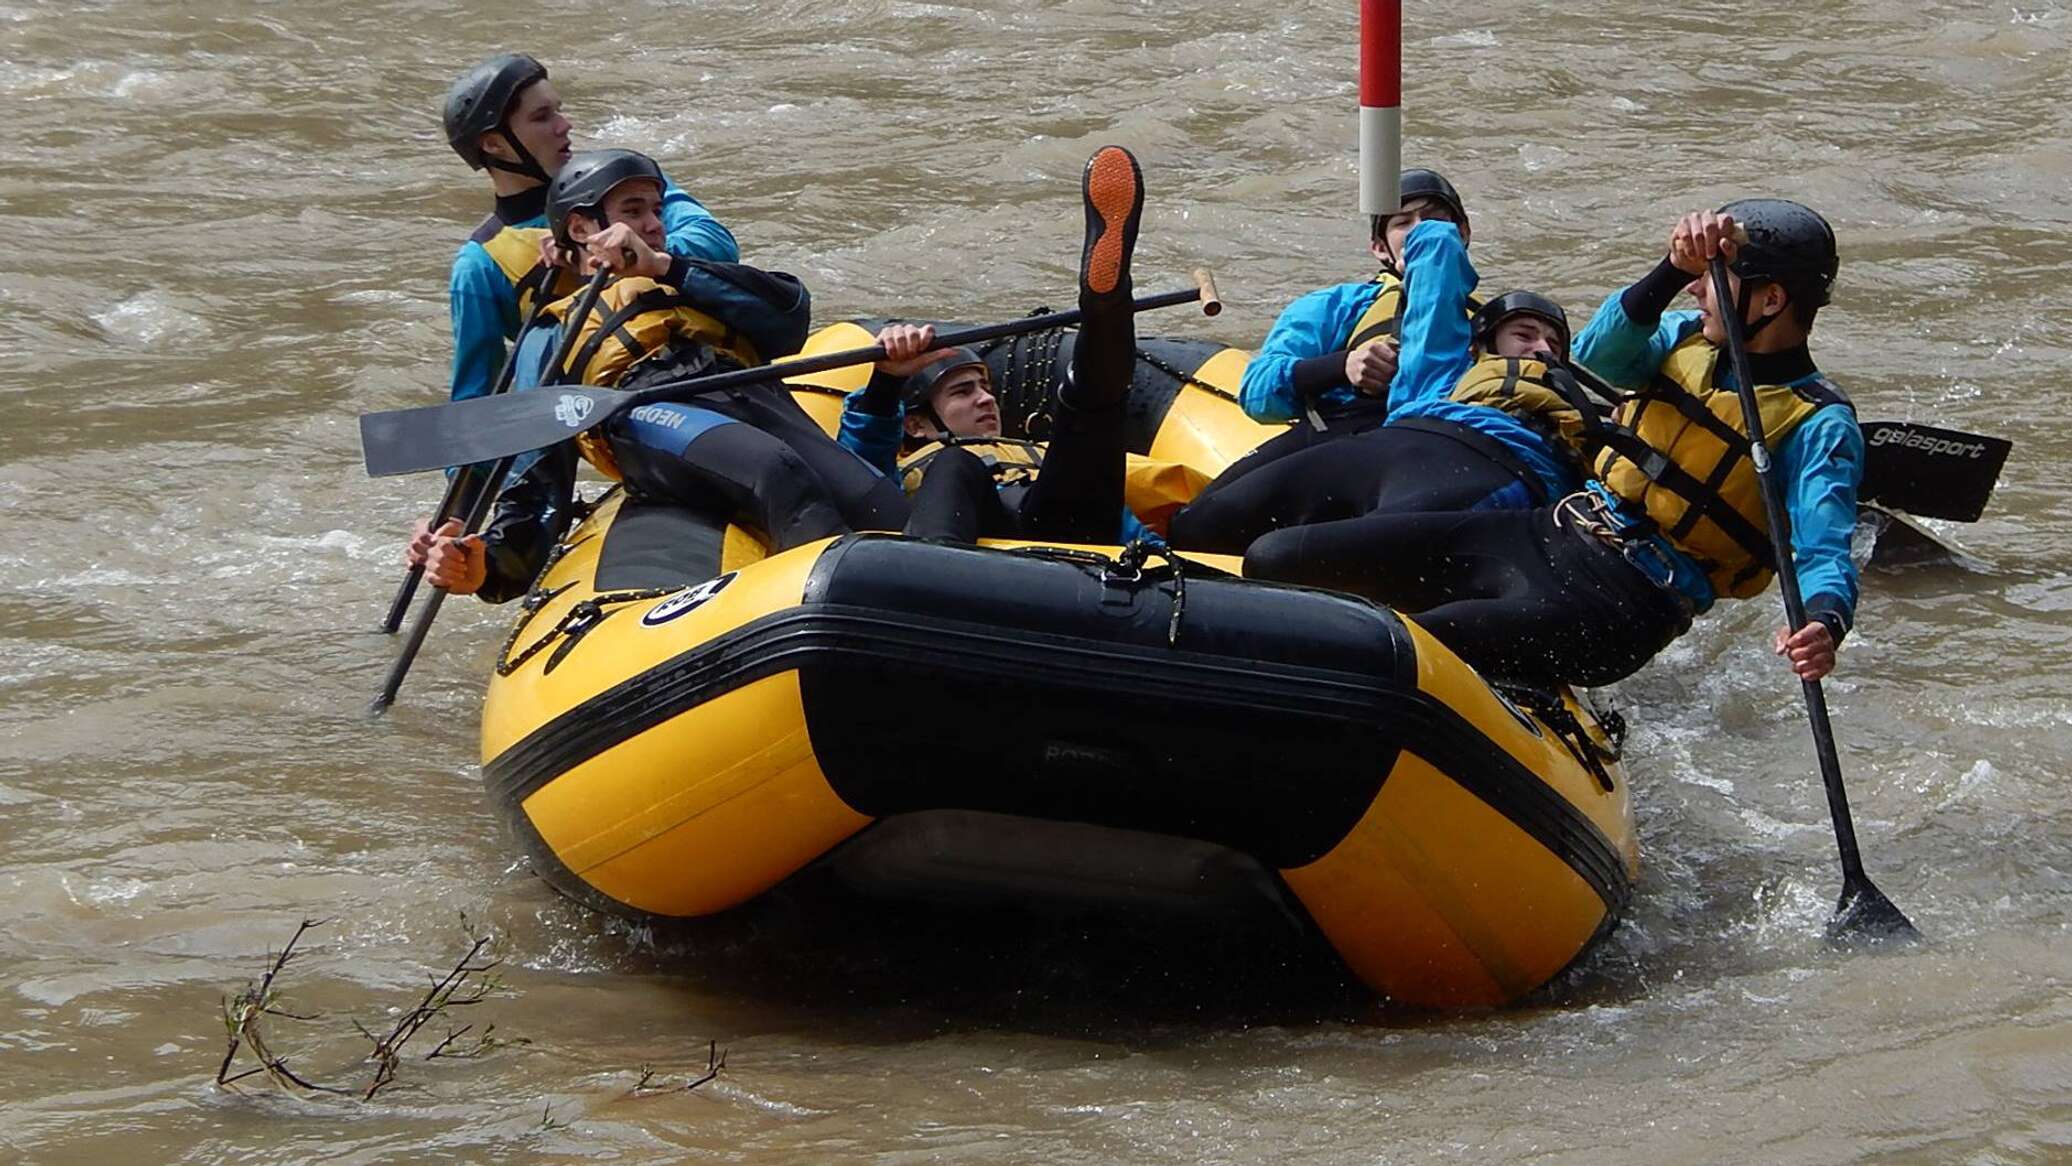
[
  {"x1": 547, "y1": 149, "x2": 666, "y2": 249},
  {"x1": 1371, "y1": 168, "x2": 1469, "y2": 260},
  {"x1": 1720, "y1": 198, "x2": 1837, "y2": 309},
  {"x1": 442, "y1": 53, "x2": 550, "y2": 178},
  {"x1": 1473, "y1": 290, "x2": 1570, "y2": 359},
  {"x1": 1399, "y1": 168, "x2": 1468, "y2": 231},
  {"x1": 901, "y1": 347, "x2": 990, "y2": 413}
]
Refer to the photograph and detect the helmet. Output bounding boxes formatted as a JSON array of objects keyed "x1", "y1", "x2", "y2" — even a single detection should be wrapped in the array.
[
  {"x1": 1719, "y1": 198, "x2": 1837, "y2": 309},
  {"x1": 547, "y1": 149, "x2": 666, "y2": 249},
  {"x1": 1399, "y1": 168, "x2": 1468, "y2": 232},
  {"x1": 901, "y1": 347, "x2": 990, "y2": 413},
  {"x1": 442, "y1": 53, "x2": 550, "y2": 175},
  {"x1": 1473, "y1": 290, "x2": 1570, "y2": 359}
]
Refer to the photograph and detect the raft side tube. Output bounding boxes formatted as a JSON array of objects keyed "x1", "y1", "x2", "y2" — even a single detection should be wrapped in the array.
[{"x1": 485, "y1": 528, "x2": 1632, "y2": 1005}]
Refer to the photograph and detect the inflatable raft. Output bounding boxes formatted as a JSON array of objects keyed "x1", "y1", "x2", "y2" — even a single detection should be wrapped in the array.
[
  {"x1": 476, "y1": 322, "x2": 1637, "y2": 1006},
  {"x1": 480, "y1": 489, "x2": 1637, "y2": 1008}
]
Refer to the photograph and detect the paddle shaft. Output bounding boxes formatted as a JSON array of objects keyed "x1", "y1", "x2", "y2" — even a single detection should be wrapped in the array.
[
  {"x1": 371, "y1": 265, "x2": 614, "y2": 713},
  {"x1": 378, "y1": 293, "x2": 561, "y2": 632},
  {"x1": 1707, "y1": 256, "x2": 1909, "y2": 934},
  {"x1": 614, "y1": 282, "x2": 1213, "y2": 414},
  {"x1": 356, "y1": 275, "x2": 1220, "y2": 479}
]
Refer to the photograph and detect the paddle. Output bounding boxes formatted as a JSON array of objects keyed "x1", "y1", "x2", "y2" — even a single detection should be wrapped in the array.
[
  {"x1": 1708, "y1": 254, "x2": 1918, "y2": 943},
  {"x1": 1856, "y1": 420, "x2": 2009, "y2": 523},
  {"x1": 358, "y1": 271, "x2": 1224, "y2": 479},
  {"x1": 378, "y1": 295, "x2": 560, "y2": 633},
  {"x1": 370, "y1": 264, "x2": 614, "y2": 714}
]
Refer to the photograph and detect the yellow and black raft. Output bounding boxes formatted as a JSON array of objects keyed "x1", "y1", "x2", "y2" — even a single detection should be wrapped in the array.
[{"x1": 479, "y1": 492, "x2": 1637, "y2": 1008}]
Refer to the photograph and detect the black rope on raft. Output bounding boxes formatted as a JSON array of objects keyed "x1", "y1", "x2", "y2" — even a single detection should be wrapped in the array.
[
  {"x1": 1004, "y1": 539, "x2": 1232, "y2": 649},
  {"x1": 1499, "y1": 684, "x2": 1623, "y2": 792},
  {"x1": 496, "y1": 585, "x2": 682, "y2": 677}
]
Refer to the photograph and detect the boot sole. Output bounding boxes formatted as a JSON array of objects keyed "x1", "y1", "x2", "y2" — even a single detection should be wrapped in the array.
[{"x1": 1081, "y1": 147, "x2": 1141, "y2": 298}]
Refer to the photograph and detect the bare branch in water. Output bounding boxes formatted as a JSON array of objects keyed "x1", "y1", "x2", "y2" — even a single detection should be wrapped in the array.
[
  {"x1": 685, "y1": 1040, "x2": 728, "y2": 1091},
  {"x1": 360, "y1": 935, "x2": 502, "y2": 1099},
  {"x1": 216, "y1": 917, "x2": 524, "y2": 1101},
  {"x1": 216, "y1": 918, "x2": 351, "y2": 1095},
  {"x1": 629, "y1": 1041, "x2": 728, "y2": 1096}
]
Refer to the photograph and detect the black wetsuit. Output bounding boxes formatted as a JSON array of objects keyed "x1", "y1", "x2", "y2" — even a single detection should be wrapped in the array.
[
  {"x1": 1176, "y1": 394, "x2": 1389, "y2": 513},
  {"x1": 1165, "y1": 417, "x2": 1544, "y2": 555},
  {"x1": 605, "y1": 371, "x2": 910, "y2": 550},
  {"x1": 1244, "y1": 497, "x2": 1690, "y2": 689}
]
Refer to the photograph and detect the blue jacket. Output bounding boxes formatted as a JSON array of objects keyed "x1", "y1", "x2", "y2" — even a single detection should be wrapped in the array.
[
  {"x1": 1573, "y1": 295, "x2": 1862, "y2": 635},
  {"x1": 836, "y1": 388, "x2": 1154, "y2": 543},
  {"x1": 1383, "y1": 221, "x2": 1580, "y2": 505},
  {"x1": 446, "y1": 177, "x2": 738, "y2": 404},
  {"x1": 1236, "y1": 280, "x2": 1395, "y2": 422}
]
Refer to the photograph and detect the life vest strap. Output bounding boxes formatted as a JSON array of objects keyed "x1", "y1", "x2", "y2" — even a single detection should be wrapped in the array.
[{"x1": 1590, "y1": 427, "x2": 1775, "y2": 572}]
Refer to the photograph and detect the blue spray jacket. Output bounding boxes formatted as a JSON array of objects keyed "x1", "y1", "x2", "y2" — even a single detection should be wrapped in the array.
[
  {"x1": 1382, "y1": 220, "x2": 1580, "y2": 506},
  {"x1": 1235, "y1": 279, "x2": 1396, "y2": 422}
]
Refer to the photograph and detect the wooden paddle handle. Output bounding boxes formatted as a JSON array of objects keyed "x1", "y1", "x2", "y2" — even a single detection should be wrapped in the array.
[{"x1": 1192, "y1": 268, "x2": 1222, "y2": 317}]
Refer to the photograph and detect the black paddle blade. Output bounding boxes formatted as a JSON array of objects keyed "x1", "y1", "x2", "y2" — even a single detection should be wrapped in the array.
[
  {"x1": 1859, "y1": 420, "x2": 2011, "y2": 523},
  {"x1": 359, "y1": 386, "x2": 621, "y2": 477},
  {"x1": 1827, "y1": 873, "x2": 1921, "y2": 946}
]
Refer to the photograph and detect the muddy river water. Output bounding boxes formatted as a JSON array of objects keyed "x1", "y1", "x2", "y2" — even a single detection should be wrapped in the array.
[{"x1": 2, "y1": 0, "x2": 2068, "y2": 1161}]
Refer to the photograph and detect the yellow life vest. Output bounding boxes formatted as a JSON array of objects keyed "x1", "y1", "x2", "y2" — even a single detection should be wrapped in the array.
[
  {"x1": 1343, "y1": 274, "x2": 1407, "y2": 349},
  {"x1": 472, "y1": 223, "x2": 579, "y2": 321},
  {"x1": 539, "y1": 276, "x2": 766, "y2": 480},
  {"x1": 1341, "y1": 273, "x2": 1484, "y2": 351},
  {"x1": 540, "y1": 276, "x2": 763, "y2": 389},
  {"x1": 897, "y1": 439, "x2": 1209, "y2": 538},
  {"x1": 1448, "y1": 355, "x2": 1589, "y2": 456},
  {"x1": 899, "y1": 438, "x2": 1044, "y2": 497},
  {"x1": 1590, "y1": 334, "x2": 1852, "y2": 599}
]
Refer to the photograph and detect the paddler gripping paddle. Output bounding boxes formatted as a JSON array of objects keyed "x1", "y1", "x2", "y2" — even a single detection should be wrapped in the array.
[
  {"x1": 1709, "y1": 253, "x2": 1919, "y2": 943},
  {"x1": 378, "y1": 293, "x2": 561, "y2": 634},
  {"x1": 357, "y1": 271, "x2": 1222, "y2": 480},
  {"x1": 371, "y1": 263, "x2": 614, "y2": 714}
]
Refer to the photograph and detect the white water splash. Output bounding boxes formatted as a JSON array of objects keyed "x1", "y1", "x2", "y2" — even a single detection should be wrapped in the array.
[
  {"x1": 90, "y1": 291, "x2": 206, "y2": 347},
  {"x1": 1431, "y1": 29, "x2": 1498, "y2": 48}
]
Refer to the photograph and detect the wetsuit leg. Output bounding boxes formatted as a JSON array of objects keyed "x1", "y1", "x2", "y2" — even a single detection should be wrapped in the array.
[
  {"x1": 691, "y1": 387, "x2": 912, "y2": 532},
  {"x1": 1014, "y1": 144, "x2": 1142, "y2": 543},
  {"x1": 1017, "y1": 336, "x2": 1132, "y2": 540},
  {"x1": 1170, "y1": 395, "x2": 1389, "y2": 537},
  {"x1": 1170, "y1": 423, "x2": 1524, "y2": 554},
  {"x1": 605, "y1": 403, "x2": 850, "y2": 552},
  {"x1": 904, "y1": 447, "x2": 1017, "y2": 542},
  {"x1": 1245, "y1": 507, "x2": 1689, "y2": 688}
]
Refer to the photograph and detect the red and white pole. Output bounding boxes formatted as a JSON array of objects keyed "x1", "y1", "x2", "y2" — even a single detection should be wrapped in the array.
[{"x1": 1359, "y1": 0, "x2": 1402, "y2": 216}]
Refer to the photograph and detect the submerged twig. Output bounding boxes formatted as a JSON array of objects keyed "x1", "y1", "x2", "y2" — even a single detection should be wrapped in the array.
[
  {"x1": 216, "y1": 918, "x2": 352, "y2": 1095},
  {"x1": 216, "y1": 916, "x2": 526, "y2": 1101},
  {"x1": 629, "y1": 1040, "x2": 728, "y2": 1096},
  {"x1": 359, "y1": 934, "x2": 503, "y2": 1099}
]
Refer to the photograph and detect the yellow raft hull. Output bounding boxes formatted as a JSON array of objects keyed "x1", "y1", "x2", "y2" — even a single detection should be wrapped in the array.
[{"x1": 481, "y1": 492, "x2": 1637, "y2": 1008}]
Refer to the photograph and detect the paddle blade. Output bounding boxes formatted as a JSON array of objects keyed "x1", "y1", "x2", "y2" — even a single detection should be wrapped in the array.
[
  {"x1": 359, "y1": 386, "x2": 621, "y2": 477},
  {"x1": 1859, "y1": 420, "x2": 2011, "y2": 523},
  {"x1": 1827, "y1": 873, "x2": 1921, "y2": 946}
]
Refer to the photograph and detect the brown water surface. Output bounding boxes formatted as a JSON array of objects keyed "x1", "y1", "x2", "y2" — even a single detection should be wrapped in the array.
[{"x1": 2, "y1": 1, "x2": 2068, "y2": 1161}]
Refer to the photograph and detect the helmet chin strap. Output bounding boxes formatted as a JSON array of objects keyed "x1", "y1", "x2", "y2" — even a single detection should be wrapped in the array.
[
  {"x1": 1733, "y1": 278, "x2": 1783, "y2": 345},
  {"x1": 484, "y1": 127, "x2": 552, "y2": 185}
]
